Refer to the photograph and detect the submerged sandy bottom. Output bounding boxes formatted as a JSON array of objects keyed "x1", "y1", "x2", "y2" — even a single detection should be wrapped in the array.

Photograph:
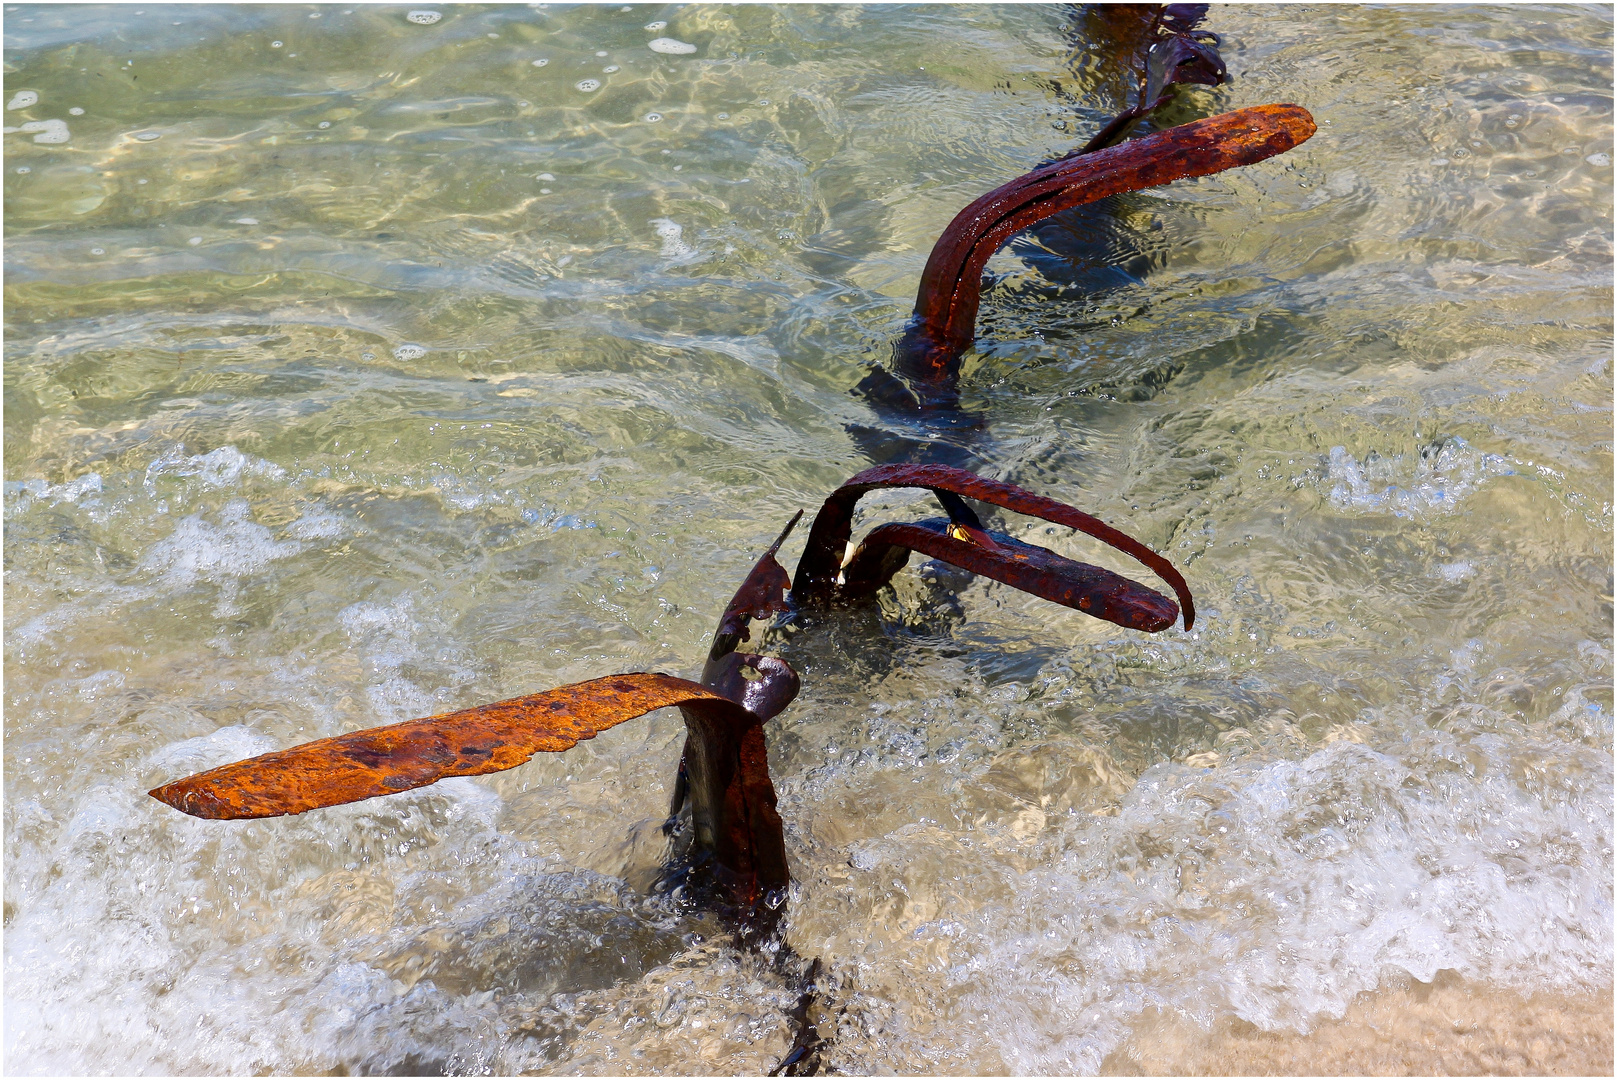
[{"x1": 1108, "y1": 976, "x2": 1613, "y2": 1076}]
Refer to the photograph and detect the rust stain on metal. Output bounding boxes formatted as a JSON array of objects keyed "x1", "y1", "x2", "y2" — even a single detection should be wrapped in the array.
[
  {"x1": 840, "y1": 520, "x2": 1179, "y2": 632},
  {"x1": 149, "y1": 673, "x2": 758, "y2": 820},
  {"x1": 708, "y1": 509, "x2": 802, "y2": 666},
  {"x1": 790, "y1": 462, "x2": 1195, "y2": 630},
  {"x1": 883, "y1": 104, "x2": 1317, "y2": 415}
]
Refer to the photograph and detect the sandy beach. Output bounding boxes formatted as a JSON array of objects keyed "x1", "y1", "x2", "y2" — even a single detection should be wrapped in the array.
[{"x1": 1105, "y1": 974, "x2": 1613, "y2": 1076}]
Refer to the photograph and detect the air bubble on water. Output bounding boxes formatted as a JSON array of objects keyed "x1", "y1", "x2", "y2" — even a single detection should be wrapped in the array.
[
  {"x1": 602, "y1": 65, "x2": 619, "y2": 73},
  {"x1": 271, "y1": 40, "x2": 282, "y2": 47},
  {"x1": 536, "y1": 172, "x2": 554, "y2": 180},
  {"x1": 644, "y1": 20, "x2": 667, "y2": 30},
  {"x1": 532, "y1": 58, "x2": 549, "y2": 66},
  {"x1": 232, "y1": 217, "x2": 258, "y2": 225},
  {"x1": 575, "y1": 79, "x2": 600, "y2": 92},
  {"x1": 7, "y1": 90, "x2": 39, "y2": 109},
  {"x1": 68, "y1": 107, "x2": 83, "y2": 115},
  {"x1": 90, "y1": 247, "x2": 104, "y2": 255},
  {"x1": 716, "y1": 112, "x2": 728, "y2": 119},
  {"x1": 517, "y1": 100, "x2": 529, "y2": 107},
  {"x1": 133, "y1": 130, "x2": 161, "y2": 141},
  {"x1": 361, "y1": 351, "x2": 376, "y2": 361},
  {"x1": 187, "y1": 237, "x2": 202, "y2": 246},
  {"x1": 644, "y1": 112, "x2": 661, "y2": 123},
  {"x1": 15, "y1": 166, "x2": 29, "y2": 174},
  {"x1": 596, "y1": 50, "x2": 609, "y2": 57},
  {"x1": 137, "y1": 178, "x2": 148, "y2": 184},
  {"x1": 648, "y1": 37, "x2": 696, "y2": 54},
  {"x1": 317, "y1": 120, "x2": 330, "y2": 128},
  {"x1": 19, "y1": 119, "x2": 68, "y2": 143},
  {"x1": 393, "y1": 344, "x2": 426, "y2": 361},
  {"x1": 1586, "y1": 153, "x2": 1611, "y2": 167},
  {"x1": 540, "y1": 188, "x2": 551, "y2": 193},
  {"x1": 406, "y1": 10, "x2": 441, "y2": 24}
]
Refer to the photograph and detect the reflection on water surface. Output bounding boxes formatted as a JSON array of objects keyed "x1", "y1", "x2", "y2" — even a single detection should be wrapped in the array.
[{"x1": 4, "y1": 4, "x2": 1612, "y2": 1075}]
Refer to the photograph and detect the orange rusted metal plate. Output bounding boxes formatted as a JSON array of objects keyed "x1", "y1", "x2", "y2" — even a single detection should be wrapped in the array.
[{"x1": 149, "y1": 672, "x2": 751, "y2": 820}]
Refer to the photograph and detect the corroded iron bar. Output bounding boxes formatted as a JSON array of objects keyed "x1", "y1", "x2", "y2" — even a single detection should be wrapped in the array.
[
  {"x1": 790, "y1": 462, "x2": 1194, "y2": 629},
  {"x1": 890, "y1": 104, "x2": 1317, "y2": 413},
  {"x1": 840, "y1": 519, "x2": 1179, "y2": 632}
]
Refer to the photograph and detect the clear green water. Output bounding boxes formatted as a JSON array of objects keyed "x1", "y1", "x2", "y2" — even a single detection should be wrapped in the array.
[{"x1": 4, "y1": 3, "x2": 1612, "y2": 1074}]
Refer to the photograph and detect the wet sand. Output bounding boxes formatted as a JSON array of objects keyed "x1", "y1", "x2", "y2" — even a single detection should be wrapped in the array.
[{"x1": 1103, "y1": 974, "x2": 1613, "y2": 1076}]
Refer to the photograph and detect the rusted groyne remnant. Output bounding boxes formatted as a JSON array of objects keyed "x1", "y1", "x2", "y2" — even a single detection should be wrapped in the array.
[{"x1": 151, "y1": 6, "x2": 1315, "y2": 1072}]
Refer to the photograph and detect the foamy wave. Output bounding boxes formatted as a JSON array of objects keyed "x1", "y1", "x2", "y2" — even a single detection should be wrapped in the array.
[{"x1": 945, "y1": 730, "x2": 1612, "y2": 1074}]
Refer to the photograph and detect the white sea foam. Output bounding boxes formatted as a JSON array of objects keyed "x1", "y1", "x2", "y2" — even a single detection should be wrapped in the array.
[
  {"x1": 934, "y1": 734, "x2": 1613, "y2": 1073},
  {"x1": 145, "y1": 725, "x2": 279, "y2": 777},
  {"x1": 17, "y1": 118, "x2": 69, "y2": 143},
  {"x1": 285, "y1": 506, "x2": 348, "y2": 541},
  {"x1": 143, "y1": 445, "x2": 286, "y2": 494},
  {"x1": 1322, "y1": 438, "x2": 1513, "y2": 516},
  {"x1": 1435, "y1": 560, "x2": 1475, "y2": 582},
  {"x1": 6, "y1": 471, "x2": 102, "y2": 513},
  {"x1": 650, "y1": 217, "x2": 696, "y2": 261},
  {"x1": 337, "y1": 593, "x2": 472, "y2": 721},
  {"x1": 141, "y1": 498, "x2": 301, "y2": 591},
  {"x1": 647, "y1": 37, "x2": 696, "y2": 54},
  {"x1": 406, "y1": 10, "x2": 442, "y2": 24},
  {"x1": 8, "y1": 89, "x2": 39, "y2": 109}
]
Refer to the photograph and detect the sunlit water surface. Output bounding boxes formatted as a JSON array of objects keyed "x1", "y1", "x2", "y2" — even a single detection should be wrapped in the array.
[{"x1": 5, "y1": 4, "x2": 1612, "y2": 1074}]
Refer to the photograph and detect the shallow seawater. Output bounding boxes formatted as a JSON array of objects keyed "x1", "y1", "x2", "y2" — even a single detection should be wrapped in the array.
[{"x1": 3, "y1": 3, "x2": 1612, "y2": 1075}]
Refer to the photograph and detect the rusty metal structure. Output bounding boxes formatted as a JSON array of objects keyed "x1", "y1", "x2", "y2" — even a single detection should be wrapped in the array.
[{"x1": 150, "y1": 6, "x2": 1317, "y2": 1072}]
